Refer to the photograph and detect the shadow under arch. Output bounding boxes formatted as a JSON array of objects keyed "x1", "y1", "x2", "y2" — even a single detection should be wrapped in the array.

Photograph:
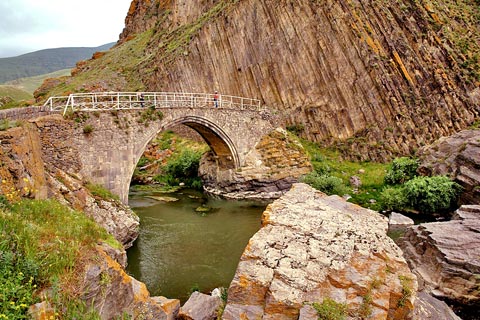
[{"x1": 161, "y1": 116, "x2": 240, "y2": 169}]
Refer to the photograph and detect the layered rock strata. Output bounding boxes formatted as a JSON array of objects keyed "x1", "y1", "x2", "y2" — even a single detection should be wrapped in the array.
[
  {"x1": 39, "y1": 0, "x2": 480, "y2": 161},
  {"x1": 223, "y1": 183, "x2": 417, "y2": 319},
  {"x1": 199, "y1": 128, "x2": 312, "y2": 199},
  {"x1": 417, "y1": 129, "x2": 480, "y2": 205},
  {"x1": 398, "y1": 205, "x2": 480, "y2": 306}
]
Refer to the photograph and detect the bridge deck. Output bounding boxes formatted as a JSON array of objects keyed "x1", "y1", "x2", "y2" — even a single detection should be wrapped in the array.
[{"x1": 44, "y1": 92, "x2": 263, "y2": 115}]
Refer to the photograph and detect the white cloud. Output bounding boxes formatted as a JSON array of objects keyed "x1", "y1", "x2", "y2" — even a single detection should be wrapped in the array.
[{"x1": 0, "y1": 0, "x2": 132, "y2": 57}]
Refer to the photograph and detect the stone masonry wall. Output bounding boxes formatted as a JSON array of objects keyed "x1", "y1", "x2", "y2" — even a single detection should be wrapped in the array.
[{"x1": 0, "y1": 106, "x2": 58, "y2": 121}]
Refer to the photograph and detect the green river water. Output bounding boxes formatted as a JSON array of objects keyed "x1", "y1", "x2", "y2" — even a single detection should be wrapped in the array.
[{"x1": 126, "y1": 187, "x2": 268, "y2": 302}]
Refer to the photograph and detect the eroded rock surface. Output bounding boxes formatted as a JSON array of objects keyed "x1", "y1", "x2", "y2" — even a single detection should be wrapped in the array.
[
  {"x1": 412, "y1": 291, "x2": 461, "y2": 320},
  {"x1": 200, "y1": 128, "x2": 312, "y2": 200},
  {"x1": 417, "y1": 129, "x2": 480, "y2": 205},
  {"x1": 81, "y1": 247, "x2": 168, "y2": 320},
  {"x1": 177, "y1": 291, "x2": 222, "y2": 320},
  {"x1": 224, "y1": 183, "x2": 416, "y2": 319},
  {"x1": 399, "y1": 205, "x2": 480, "y2": 306}
]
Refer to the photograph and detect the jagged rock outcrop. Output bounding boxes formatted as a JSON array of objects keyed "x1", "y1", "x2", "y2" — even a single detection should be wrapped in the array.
[
  {"x1": 223, "y1": 183, "x2": 417, "y2": 319},
  {"x1": 199, "y1": 128, "x2": 312, "y2": 199},
  {"x1": 417, "y1": 129, "x2": 480, "y2": 205},
  {"x1": 177, "y1": 291, "x2": 222, "y2": 320},
  {"x1": 398, "y1": 205, "x2": 480, "y2": 307},
  {"x1": 38, "y1": 0, "x2": 480, "y2": 161},
  {"x1": 81, "y1": 246, "x2": 169, "y2": 320},
  {"x1": 412, "y1": 291, "x2": 461, "y2": 320}
]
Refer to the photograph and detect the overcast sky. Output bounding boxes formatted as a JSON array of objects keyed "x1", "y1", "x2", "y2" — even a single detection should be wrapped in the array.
[{"x1": 0, "y1": 0, "x2": 132, "y2": 58}]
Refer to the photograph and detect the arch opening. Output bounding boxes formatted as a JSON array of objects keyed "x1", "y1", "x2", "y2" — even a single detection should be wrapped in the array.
[{"x1": 162, "y1": 116, "x2": 240, "y2": 170}]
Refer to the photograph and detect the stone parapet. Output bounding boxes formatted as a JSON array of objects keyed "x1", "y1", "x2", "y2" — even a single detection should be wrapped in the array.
[{"x1": 0, "y1": 106, "x2": 59, "y2": 121}]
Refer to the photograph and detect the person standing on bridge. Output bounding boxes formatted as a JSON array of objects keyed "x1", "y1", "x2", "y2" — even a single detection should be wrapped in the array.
[
  {"x1": 138, "y1": 93, "x2": 145, "y2": 108},
  {"x1": 213, "y1": 91, "x2": 219, "y2": 108}
]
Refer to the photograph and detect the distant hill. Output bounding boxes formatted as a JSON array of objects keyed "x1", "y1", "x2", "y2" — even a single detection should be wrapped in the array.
[
  {"x1": 4, "y1": 68, "x2": 71, "y2": 95},
  {"x1": 0, "y1": 43, "x2": 115, "y2": 83}
]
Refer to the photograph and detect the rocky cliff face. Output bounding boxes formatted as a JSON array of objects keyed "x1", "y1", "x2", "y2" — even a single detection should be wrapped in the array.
[
  {"x1": 224, "y1": 183, "x2": 417, "y2": 319},
  {"x1": 37, "y1": 0, "x2": 480, "y2": 161}
]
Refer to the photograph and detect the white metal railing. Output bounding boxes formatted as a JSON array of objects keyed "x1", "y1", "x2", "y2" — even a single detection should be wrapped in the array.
[{"x1": 43, "y1": 92, "x2": 263, "y2": 115}]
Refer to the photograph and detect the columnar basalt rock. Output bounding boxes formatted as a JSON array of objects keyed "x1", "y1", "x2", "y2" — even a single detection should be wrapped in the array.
[
  {"x1": 223, "y1": 183, "x2": 417, "y2": 319},
  {"x1": 398, "y1": 205, "x2": 480, "y2": 307}
]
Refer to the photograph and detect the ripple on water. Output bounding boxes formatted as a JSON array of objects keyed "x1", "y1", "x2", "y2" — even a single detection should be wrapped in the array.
[{"x1": 126, "y1": 188, "x2": 267, "y2": 302}]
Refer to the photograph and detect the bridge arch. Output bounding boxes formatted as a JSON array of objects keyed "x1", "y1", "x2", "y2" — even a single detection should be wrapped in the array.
[{"x1": 159, "y1": 116, "x2": 240, "y2": 169}]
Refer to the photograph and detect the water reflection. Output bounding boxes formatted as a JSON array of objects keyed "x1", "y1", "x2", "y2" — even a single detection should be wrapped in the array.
[{"x1": 126, "y1": 188, "x2": 267, "y2": 302}]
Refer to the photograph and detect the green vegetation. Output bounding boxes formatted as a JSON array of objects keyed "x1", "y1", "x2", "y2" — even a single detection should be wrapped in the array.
[
  {"x1": 85, "y1": 182, "x2": 120, "y2": 202},
  {"x1": 133, "y1": 131, "x2": 209, "y2": 190},
  {"x1": 0, "y1": 119, "x2": 21, "y2": 131},
  {"x1": 384, "y1": 157, "x2": 419, "y2": 185},
  {"x1": 312, "y1": 298, "x2": 348, "y2": 320},
  {"x1": 83, "y1": 124, "x2": 94, "y2": 134},
  {"x1": 301, "y1": 172, "x2": 350, "y2": 196},
  {"x1": 380, "y1": 158, "x2": 462, "y2": 214},
  {"x1": 298, "y1": 137, "x2": 388, "y2": 210},
  {"x1": 402, "y1": 176, "x2": 462, "y2": 213},
  {"x1": 0, "y1": 85, "x2": 31, "y2": 100},
  {"x1": 397, "y1": 275, "x2": 414, "y2": 307},
  {"x1": 0, "y1": 199, "x2": 119, "y2": 319},
  {"x1": 298, "y1": 137, "x2": 462, "y2": 214}
]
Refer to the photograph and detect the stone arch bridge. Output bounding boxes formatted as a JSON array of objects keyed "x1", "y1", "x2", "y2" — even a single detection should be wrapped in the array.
[{"x1": 42, "y1": 92, "x2": 275, "y2": 203}]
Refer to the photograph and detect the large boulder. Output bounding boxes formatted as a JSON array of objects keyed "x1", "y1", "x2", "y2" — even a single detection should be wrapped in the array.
[
  {"x1": 223, "y1": 183, "x2": 417, "y2": 319},
  {"x1": 177, "y1": 291, "x2": 222, "y2": 320},
  {"x1": 417, "y1": 129, "x2": 480, "y2": 205},
  {"x1": 398, "y1": 205, "x2": 480, "y2": 307}
]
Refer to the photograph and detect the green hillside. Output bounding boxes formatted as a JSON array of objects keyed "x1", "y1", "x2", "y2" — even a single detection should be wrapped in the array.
[
  {"x1": 0, "y1": 43, "x2": 114, "y2": 83},
  {"x1": 5, "y1": 68, "x2": 71, "y2": 94},
  {"x1": 0, "y1": 85, "x2": 31, "y2": 101}
]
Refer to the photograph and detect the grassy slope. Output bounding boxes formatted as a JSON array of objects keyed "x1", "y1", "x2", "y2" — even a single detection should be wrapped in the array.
[
  {"x1": 36, "y1": 32, "x2": 152, "y2": 99},
  {"x1": 0, "y1": 85, "x2": 31, "y2": 100},
  {"x1": 300, "y1": 137, "x2": 388, "y2": 210},
  {"x1": 0, "y1": 199, "x2": 120, "y2": 318},
  {"x1": 4, "y1": 69, "x2": 71, "y2": 95}
]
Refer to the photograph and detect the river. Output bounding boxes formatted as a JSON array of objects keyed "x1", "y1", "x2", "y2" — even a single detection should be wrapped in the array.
[{"x1": 126, "y1": 187, "x2": 268, "y2": 302}]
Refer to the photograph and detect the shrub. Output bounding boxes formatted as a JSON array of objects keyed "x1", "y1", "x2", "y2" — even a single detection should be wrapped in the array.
[
  {"x1": 83, "y1": 124, "x2": 94, "y2": 134},
  {"x1": 403, "y1": 176, "x2": 462, "y2": 214},
  {"x1": 301, "y1": 172, "x2": 349, "y2": 196},
  {"x1": 380, "y1": 186, "x2": 407, "y2": 211},
  {"x1": 312, "y1": 298, "x2": 347, "y2": 320},
  {"x1": 286, "y1": 123, "x2": 304, "y2": 135},
  {"x1": 384, "y1": 157, "x2": 419, "y2": 185},
  {"x1": 165, "y1": 149, "x2": 202, "y2": 182},
  {"x1": 0, "y1": 119, "x2": 19, "y2": 131}
]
